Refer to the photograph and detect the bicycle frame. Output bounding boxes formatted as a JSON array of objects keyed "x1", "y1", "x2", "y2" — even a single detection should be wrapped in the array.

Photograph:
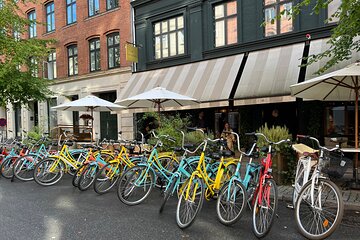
[{"x1": 49, "y1": 144, "x2": 88, "y2": 173}]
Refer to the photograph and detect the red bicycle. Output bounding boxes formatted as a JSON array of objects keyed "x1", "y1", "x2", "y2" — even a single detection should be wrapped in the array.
[{"x1": 247, "y1": 132, "x2": 290, "y2": 238}]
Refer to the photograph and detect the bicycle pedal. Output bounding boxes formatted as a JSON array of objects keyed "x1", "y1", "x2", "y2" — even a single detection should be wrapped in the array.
[{"x1": 286, "y1": 204, "x2": 294, "y2": 209}]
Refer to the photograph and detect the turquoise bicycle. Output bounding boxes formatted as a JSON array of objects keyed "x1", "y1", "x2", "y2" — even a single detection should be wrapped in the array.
[
  {"x1": 216, "y1": 132, "x2": 261, "y2": 225},
  {"x1": 12, "y1": 135, "x2": 54, "y2": 181},
  {"x1": 117, "y1": 131, "x2": 198, "y2": 206}
]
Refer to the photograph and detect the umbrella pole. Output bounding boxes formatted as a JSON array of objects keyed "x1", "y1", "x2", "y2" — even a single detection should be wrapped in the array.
[
  {"x1": 91, "y1": 108, "x2": 94, "y2": 144},
  {"x1": 356, "y1": 89, "x2": 359, "y2": 183}
]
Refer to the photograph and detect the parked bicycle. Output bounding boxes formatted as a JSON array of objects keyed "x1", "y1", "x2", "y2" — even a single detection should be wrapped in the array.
[
  {"x1": 293, "y1": 135, "x2": 345, "y2": 240},
  {"x1": 216, "y1": 131, "x2": 260, "y2": 225}
]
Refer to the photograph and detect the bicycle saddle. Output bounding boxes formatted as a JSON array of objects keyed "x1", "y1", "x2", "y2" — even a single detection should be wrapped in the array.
[
  {"x1": 125, "y1": 145, "x2": 135, "y2": 151},
  {"x1": 172, "y1": 147, "x2": 183, "y2": 152}
]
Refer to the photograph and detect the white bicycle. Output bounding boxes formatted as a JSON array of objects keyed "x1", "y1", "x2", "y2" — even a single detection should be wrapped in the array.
[{"x1": 293, "y1": 135, "x2": 345, "y2": 240}]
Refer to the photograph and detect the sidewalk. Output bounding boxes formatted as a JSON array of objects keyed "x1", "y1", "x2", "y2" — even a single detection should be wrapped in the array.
[{"x1": 278, "y1": 185, "x2": 360, "y2": 210}]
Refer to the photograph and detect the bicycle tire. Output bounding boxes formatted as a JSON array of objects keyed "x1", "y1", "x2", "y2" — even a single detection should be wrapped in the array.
[
  {"x1": 78, "y1": 164, "x2": 98, "y2": 191},
  {"x1": 222, "y1": 162, "x2": 237, "y2": 183},
  {"x1": 117, "y1": 165, "x2": 155, "y2": 206},
  {"x1": 72, "y1": 164, "x2": 86, "y2": 187},
  {"x1": 33, "y1": 158, "x2": 64, "y2": 186},
  {"x1": 93, "y1": 161, "x2": 122, "y2": 194},
  {"x1": 252, "y1": 178, "x2": 278, "y2": 238},
  {"x1": 216, "y1": 179, "x2": 247, "y2": 225},
  {"x1": 13, "y1": 154, "x2": 38, "y2": 181},
  {"x1": 295, "y1": 178, "x2": 344, "y2": 240},
  {"x1": 176, "y1": 176, "x2": 205, "y2": 229},
  {"x1": 1, "y1": 156, "x2": 17, "y2": 179},
  {"x1": 159, "y1": 177, "x2": 177, "y2": 213}
]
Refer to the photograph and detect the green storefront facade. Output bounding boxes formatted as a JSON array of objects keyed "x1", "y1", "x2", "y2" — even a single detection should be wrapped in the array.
[{"x1": 118, "y1": 0, "x2": 360, "y2": 144}]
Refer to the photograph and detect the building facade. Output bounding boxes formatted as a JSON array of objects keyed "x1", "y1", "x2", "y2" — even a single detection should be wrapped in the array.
[
  {"x1": 120, "y1": 0, "x2": 360, "y2": 145},
  {"x1": 6, "y1": 0, "x2": 134, "y2": 140}
]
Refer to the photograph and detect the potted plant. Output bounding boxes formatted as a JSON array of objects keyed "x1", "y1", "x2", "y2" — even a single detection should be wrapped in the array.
[{"x1": 256, "y1": 123, "x2": 296, "y2": 184}]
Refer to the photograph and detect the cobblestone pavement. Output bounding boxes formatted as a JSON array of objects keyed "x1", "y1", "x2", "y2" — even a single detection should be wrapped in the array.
[{"x1": 278, "y1": 185, "x2": 360, "y2": 210}]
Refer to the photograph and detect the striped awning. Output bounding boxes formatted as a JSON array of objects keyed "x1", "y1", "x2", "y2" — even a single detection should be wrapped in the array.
[
  {"x1": 117, "y1": 54, "x2": 244, "y2": 103},
  {"x1": 305, "y1": 38, "x2": 360, "y2": 80},
  {"x1": 234, "y1": 43, "x2": 305, "y2": 99}
]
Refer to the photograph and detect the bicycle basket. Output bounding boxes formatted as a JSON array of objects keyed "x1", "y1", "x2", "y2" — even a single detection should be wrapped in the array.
[{"x1": 322, "y1": 150, "x2": 351, "y2": 179}]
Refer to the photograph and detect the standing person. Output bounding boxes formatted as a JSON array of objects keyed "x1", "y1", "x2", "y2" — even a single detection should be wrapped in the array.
[
  {"x1": 197, "y1": 111, "x2": 208, "y2": 133},
  {"x1": 221, "y1": 122, "x2": 236, "y2": 153}
]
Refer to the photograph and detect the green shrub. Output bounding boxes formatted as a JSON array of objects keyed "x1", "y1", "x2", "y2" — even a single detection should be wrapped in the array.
[
  {"x1": 143, "y1": 112, "x2": 214, "y2": 152},
  {"x1": 256, "y1": 123, "x2": 296, "y2": 185}
]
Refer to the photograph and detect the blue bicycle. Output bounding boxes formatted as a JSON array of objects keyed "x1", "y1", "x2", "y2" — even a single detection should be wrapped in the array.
[{"x1": 216, "y1": 131, "x2": 261, "y2": 225}]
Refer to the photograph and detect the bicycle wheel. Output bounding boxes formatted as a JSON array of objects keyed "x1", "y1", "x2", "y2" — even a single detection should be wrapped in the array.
[
  {"x1": 117, "y1": 165, "x2": 155, "y2": 206},
  {"x1": 94, "y1": 161, "x2": 122, "y2": 194},
  {"x1": 292, "y1": 163, "x2": 305, "y2": 207},
  {"x1": 33, "y1": 158, "x2": 64, "y2": 186},
  {"x1": 158, "y1": 155, "x2": 178, "y2": 172},
  {"x1": 176, "y1": 176, "x2": 205, "y2": 229},
  {"x1": 159, "y1": 177, "x2": 177, "y2": 213},
  {"x1": 78, "y1": 164, "x2": 98, "y2": 191},
  {"x1": 13, "y1": 154, "x2": 39, "y2": 181},
  {"x1": 222, "y1": 163, "x2": 237, "y2": 183},
  {"x1": 72, "y1": 164, "x2": 86, "y2": 187},
  {"x1": 252, "y1": 178, "x2": 278, "y2": 238},
  {"x1": 295, "y1": 178, "x2": 344, "y2": 240},
  {"x1": 216, "y1": 179, "x2": 247, "y2": 225},
  {"x1": 1, "y1": 156, "x2": 17, "y2": 179}
]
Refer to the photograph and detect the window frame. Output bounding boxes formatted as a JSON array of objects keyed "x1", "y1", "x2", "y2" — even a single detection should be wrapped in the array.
[
  {"x1": 45, "y1": 2, "x2": 55, "y2": 33},
  {"x1": 107, "y1": 33, "x2": 120, "y2": 69},
  {"x1": 89, "y1": 38, "x2": 101, "y2": 72},
  {"x1": 28, "y1": 10, "x2": 36, "y2": 38},
  {"x1": 153, "y1": 15, "x2": 185, "y2": 60},
  {"x1": 45, "y1": 51, "x2": 57, "y2": 80},
  {"x1": 106, "y1": 0, "x2": 118, "y2": 11},
  {"x1": 88, "y1": 0, "x2": 100, "y2": 17},
  {"x1": 66, "y1": 0, "x2": 77, "y2": 25},
  {"x1": 67, "y1": 45, "x2": 78, "y2": 76},
  {"x1": 263, "y1": 0, "x2": 293, "y2": 37},
  {"x1": 213, "y1": 0, "x2": 238, "y2": 48}
]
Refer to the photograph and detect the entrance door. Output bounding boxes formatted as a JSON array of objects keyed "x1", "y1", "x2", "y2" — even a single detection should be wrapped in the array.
[
  {"x1": 99, "y1": 92, "x2": 118, "y2": 140},
  {"x1": 72, "y1": 95, "x2": 79, "y2": 134}
]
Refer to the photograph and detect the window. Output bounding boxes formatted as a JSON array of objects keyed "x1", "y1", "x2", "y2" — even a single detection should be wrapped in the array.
[
  {"x1": 67, "y1": 45, "x2": 78, "y2": 76},
  {"x1": 66, "y1": 0, "x2": 76, "y2": 25},
  {"x1": 107, "y1": 33, "x2": 120, "y2": 68},
  {"x1": 106, "y1": 0, "x2": 118, "y2": 10},
  {"x1": 89, "y1": 38, "x2": 100, "y2": 72},
  {"x1": 45, "y1": 51, "x2": 57, "y2": 79},
  {"x1": 30, "y1": 57, "x2": 38, "y2": 77},
  {"x1": 28, "y1": 10, "x2": 36, "y2": 38},
  {"x1": 214, "y1": 1, "x2": 237, "y2": 47},
  {"x1": 46, "y1": 2, "x2": 55, "y2": 32},
  {"x1": 89, "y1": 0, "x2": 99, "y2": 16},
  {"x1": 264, "y1": 0, "x2": 293, "y2": 37},
  {"x1": 154, "y1": 16, "x2": 184, "y2": 59},
  {"x1": 47, "y1": 98, "x2": 58, "y2": 133},
  {"x1": 328, "y1": 0, "x2": 341, "y2": 23}
]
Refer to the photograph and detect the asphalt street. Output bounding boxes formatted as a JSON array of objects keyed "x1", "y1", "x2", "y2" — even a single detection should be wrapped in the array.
[{"x1": 0, "y1": 176, "x2": 359, "y2": 240}]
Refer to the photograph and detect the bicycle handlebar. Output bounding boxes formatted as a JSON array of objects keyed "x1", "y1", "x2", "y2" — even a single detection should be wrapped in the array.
[
  {"x1": 296, "y1": 135, "x2": 340, "y2": 152},
  {"x1": 246, "y1": 132, "x2": 291, "y2": 145}
]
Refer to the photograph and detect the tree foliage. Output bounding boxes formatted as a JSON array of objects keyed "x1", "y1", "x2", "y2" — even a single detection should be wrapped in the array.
[
  {"x1": 0, "y1": 0, "x2": 53, "y2": 107},
  {"x1": 286, "y1": 0, "x2": 360, "y2": 74}
]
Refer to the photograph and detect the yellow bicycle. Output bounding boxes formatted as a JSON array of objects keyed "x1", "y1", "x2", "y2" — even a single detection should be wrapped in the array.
[{"x1": 176, "y1": 135, "x2": 237, "y2": 229}]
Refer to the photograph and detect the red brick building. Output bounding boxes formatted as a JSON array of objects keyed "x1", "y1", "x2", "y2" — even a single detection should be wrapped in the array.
[{"x1": 6, "y1": 0, "x2": 134, "y2": 140}]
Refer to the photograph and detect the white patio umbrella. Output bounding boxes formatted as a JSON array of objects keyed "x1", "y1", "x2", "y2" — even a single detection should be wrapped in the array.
[
  {"x1": 290, "y1": 62, "x2": 360, "y2": 184},
  {"x1": 116, "y1": 86, "x2": 199, "y2": 114},
  {"x1": 52, "y1": 95, "x2": 125, "y2": 140}
]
